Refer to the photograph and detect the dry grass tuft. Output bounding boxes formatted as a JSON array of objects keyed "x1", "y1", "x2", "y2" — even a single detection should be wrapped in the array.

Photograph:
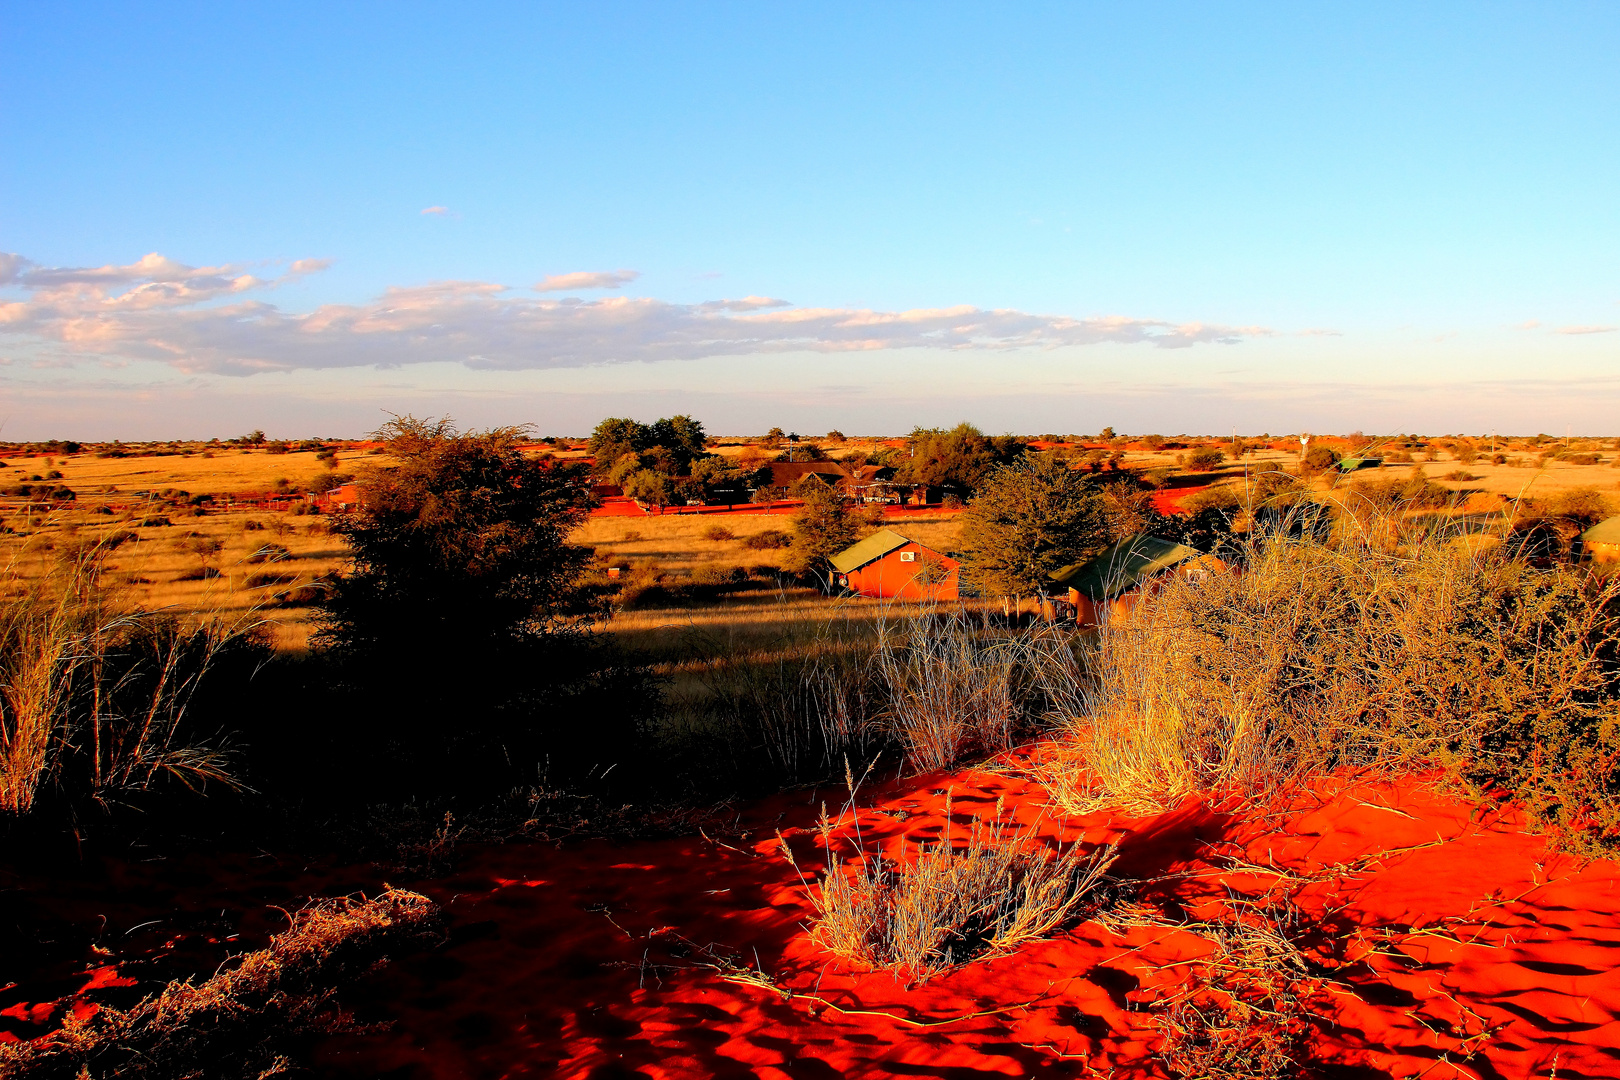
[
  {"x1": 786, "y1": 789, "x2": 1116, "y2": 986},
  {"x1": 1152, "y1": 896, "x2": 1315, "y2": 1080},
  {"x1": 0, "y1": 888, "x2": 444, "y2": 1080}
]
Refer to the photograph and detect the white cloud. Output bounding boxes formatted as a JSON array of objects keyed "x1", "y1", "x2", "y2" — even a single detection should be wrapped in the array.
[
  {"x1": 420, "y1": 206, "x2": 451, "y2": 216},
  {"x1": 533, "y1": 269, "x2": 642, "y2": 292},
  {"x1": 0, "y1": 250, "x2": 1272, "y2": 376},
  {"x1": 1555, "y1": 325, "x2": 1618, "y2": 335}
]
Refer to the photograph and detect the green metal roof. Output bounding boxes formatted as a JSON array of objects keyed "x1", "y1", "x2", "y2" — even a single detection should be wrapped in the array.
[
  {"x1": 1581, "y1": 516, "x2": 1620, "y2": 546},
  {"x1": 1047, "y1": 534, "x2": 1202, "y2": 601},
  {"x1": 830, "y1": 528, "x2": 914, "y2": 574},
  {"x1": 1338, "y1": 457, "x2": 1383, "y2": 472}
]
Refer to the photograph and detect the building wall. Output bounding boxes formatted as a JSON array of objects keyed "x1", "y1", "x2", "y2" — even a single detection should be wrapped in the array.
[{"x1": 842, "y1": 542, "x2": 959, "y2": 600}]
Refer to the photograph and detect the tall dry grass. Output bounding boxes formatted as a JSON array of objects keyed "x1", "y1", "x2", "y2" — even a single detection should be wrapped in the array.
[
  {"x1": 0, "y1": 887, "x2": 443, "y2": 1080},
  {"x1": 670, "y1": 601, "x2": 1044, "y2": 784},
  {"x1": 0, "y1": 549, "x2": 263, "y2": 816},
  {"x1": 1040, "y1": 509, "x2": 1620, "y2": 848},
  {"x1": 872, "y1": 607, "x2": 1025, "y2": 771},
  {"x1": 690, "y1": 612, "x2": 883, "y2": 776}
]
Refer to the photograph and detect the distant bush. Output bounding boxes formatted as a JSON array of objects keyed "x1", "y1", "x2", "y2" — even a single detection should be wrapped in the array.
[
  {"x1": 175, "y1": 566, "x2": 222, "y2": 582},
  {"x1": 703, "y1": 523, "x2": 736, "y2": 542},
  {"x1": 137, "y1": 516, "x2": 172, "y2": 528},
  {"x1": 1300, "y1": 446, "x2": 1341, "y2": 474},
  {"x1": 1442, "y1": 469, "x2": 1476, "y2": 481},
  {"x1": 744, "y1": 529, "x2": 792, "y2": 550},
  {"x1": 1183, "y1": 446, "x2": 1225, "y2": 473},
  {"x1": 1179, "y1": 485, "x2": 1242, "y2": 515}
]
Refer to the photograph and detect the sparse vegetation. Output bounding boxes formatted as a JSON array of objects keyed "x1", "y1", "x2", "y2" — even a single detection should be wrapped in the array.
[
  {"x1": 9, "y1": 427, "x2": 1620, "y2": 1075},
  {"x1": 0, "y1": 888, "x2": 444, "y2": 1080},
  {"x1": 0, "y1": 553, "x2": 260, "y2": 818},
  {"x1": 1039, "y1": 509, "x2": 1620, "y2": 852},
  {"x1": 788, "y1": 788, "x2": 1116, "y2": 986}
]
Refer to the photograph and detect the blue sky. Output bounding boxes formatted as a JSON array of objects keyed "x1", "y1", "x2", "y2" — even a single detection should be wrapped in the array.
[{"x1": 2, "y1": 2, "x2": 1616, "y2": 438}]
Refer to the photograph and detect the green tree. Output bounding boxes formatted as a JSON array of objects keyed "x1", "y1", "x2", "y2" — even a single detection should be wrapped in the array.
[
  {"x1": 623, "y1": 467, "x2": 676, "y2": 510},
  {"x1": 304, "y1": 418, "x2": 665, "y2": 797},
  {"x1": 787, "y1": 480, "x2": 857, "y2": 585},
  {"x1": 957, "y1": 454, "x2": 1108, "y2": 600},
  {"x1": 317, "y1": 416, "x2": 597, "y2": 657},
  {"x1": 591, "y1": 414, "x2": 709, "y2": 477},
  {"x1": 648, "y1": 414, "x2": 708, "y2": 470},
  {"x1": 589, "y1": 417, "x2": 653, "y2": 478},
  {"x1": 901, "y1": 423, "x2": 1026, "y2": 496}
]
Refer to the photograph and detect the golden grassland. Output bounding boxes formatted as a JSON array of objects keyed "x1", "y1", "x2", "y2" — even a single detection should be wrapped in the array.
[
  {"x1": 1, "y1": 512, "x2": 346, "y2": 651},
  {"x1": 572, "y1": 512, "x2": 963, "y2": 576},
  {"x1": 4, "y1": 440, "x2": 1617, "y2": 655},
  {"x1": 1, "y1": 446, "x2": 376, "y2": 497}
]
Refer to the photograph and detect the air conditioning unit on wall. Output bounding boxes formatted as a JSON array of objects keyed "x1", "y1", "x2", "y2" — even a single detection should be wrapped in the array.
[{"x1": 899, "y1": 551, "x2": 917, "y2": 562}]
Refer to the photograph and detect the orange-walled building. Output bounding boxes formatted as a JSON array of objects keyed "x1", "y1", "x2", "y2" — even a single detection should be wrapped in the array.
[{"x1": 830, "y1": 528, "x2": 959, "y2": 601}]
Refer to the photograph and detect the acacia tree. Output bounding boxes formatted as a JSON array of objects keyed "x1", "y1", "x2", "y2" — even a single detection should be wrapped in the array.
[
  {"x1": 900, "y1": 423, "x2": 1026, "y2": 497},
  {"x1": 588, "y1": 414, "x2": 709, "y2": 479},
  {"x1": 317, "y1": 417, "x2": 597, "y2": 658},
  {"x1": 788, "y1": 480, "x2": 857, "y2": 586},
  {"x1": 956, "y1": 453, "x2": 1108, "y2": 602},
  {"x1": 310, "y1": 418, "x2": 665, "y2": 794}
]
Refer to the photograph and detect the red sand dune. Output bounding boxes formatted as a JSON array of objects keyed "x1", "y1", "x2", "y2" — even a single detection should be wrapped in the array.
[
  {"x1": 1149, "y1": 487, "x2": 1209, "y2": 514},
  {"x1": 7, "y1": 755, "x2": 1619, "y2": 1078}
]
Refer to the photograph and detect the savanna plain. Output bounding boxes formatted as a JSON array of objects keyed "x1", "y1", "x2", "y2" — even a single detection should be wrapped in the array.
[{"x1": 5, "y1": 423, "x2": 1620, "y2": 1079}]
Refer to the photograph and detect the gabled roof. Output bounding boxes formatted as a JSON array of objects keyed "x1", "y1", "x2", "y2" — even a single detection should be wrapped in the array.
[
  {"x1": 1581, "y1": 515, "x2": 1620, "y2": 545},
  {"x1": 1047, "y1": 534, "x2": 1202, "y2": 601},
  {"x1": 830, "y1": 528, "x2": 916, "y2": 574},
  {"x1": 767, "y1": 460, "x2": 852, "y2": 487}
]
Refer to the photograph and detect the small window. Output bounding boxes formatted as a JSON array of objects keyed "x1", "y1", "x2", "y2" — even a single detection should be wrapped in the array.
[{"x1": 899, "y1": 551, "x2": 918, "y2": 562}]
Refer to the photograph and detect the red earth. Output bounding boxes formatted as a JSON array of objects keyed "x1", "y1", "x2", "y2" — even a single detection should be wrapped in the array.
[{"x1": 5, "y1": 754, "x2": 1617, "y2": 1078}]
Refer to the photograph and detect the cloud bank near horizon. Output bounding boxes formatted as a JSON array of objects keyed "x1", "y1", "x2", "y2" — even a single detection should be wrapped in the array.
[{"x1": 0, "y1": 251, "x2": 1272, "y2": 376}]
